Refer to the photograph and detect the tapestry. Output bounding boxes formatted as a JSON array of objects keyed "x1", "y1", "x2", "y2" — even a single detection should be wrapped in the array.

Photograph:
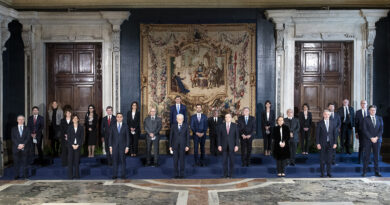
[{"x1": 140, "y1": 24, "x2": 256, "y2": 131}]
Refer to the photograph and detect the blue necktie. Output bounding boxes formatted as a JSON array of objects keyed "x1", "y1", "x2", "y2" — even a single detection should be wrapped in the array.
[
  {"x1": 118, "y1": 123, "x2": 121, "y2": 133},
  {"x1": 176, "y1": 105, "x2": 180, "y2": 113},
  {"x1": 19, "y1": 126, "x2": 23, "y2": 136},
  {"x1": 179, "y1": 125, "x2": 181, "y2": 131},
  {"x1": 245, "y1": 117, "x2": 248, "y2": 125}
]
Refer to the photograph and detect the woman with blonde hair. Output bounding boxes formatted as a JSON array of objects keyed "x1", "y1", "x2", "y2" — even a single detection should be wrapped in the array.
[{"x1": 48, "y1": 100, "x2": 63, "y2": 156}]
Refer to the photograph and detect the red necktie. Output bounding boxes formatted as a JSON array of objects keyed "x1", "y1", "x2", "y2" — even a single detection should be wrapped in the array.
[
  {"x1": 108, "y1": 116, "x2": 111, "y2": 126},
  {"x1": 33, "y1": 116, "x2": 37, "y2": 125}
]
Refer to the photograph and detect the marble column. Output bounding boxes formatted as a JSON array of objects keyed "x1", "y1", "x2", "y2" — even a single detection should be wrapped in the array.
[
  {"x1": 0, "y1": 5, "x2": 17, "y2": 177},
  {"x1": 361, "y1": 10, "x2": 389, "y2": 105}
]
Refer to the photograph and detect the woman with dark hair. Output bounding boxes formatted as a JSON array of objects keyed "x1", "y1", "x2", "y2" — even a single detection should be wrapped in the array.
[
  {"x1": 261, "y1": 100, "x2": 275, "y2": 156},
  {"x1": 67, "y1": 114, "x2": 84, "y2": 179},
  {"x1": 85, "y1": 104, "x2": 98, "y2": 158},
  {"x1": 273, "y1": 116, "x2": 290, "y2": 177},
  {"x1": 60, "y1": 109, "x2": 72, "y2": 166},
  {"x1": 127, "y1": 101, "x2": 140, "y2": 156},
  {"x1": 299, "y1": 103, "x2": 312, "y2": 155}
]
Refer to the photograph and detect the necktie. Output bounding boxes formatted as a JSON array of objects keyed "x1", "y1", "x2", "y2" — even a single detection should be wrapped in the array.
[
  {"x1": 118, "y1": 123, "x2": 121, "y2": 132},
  {"x1": 197, "y1": 114, "x2": 201, "y2": 122},
  {"x1": 33, "y1": 116, "x2": 37, "y2": 125},
  {"x1": 363, "y1": 110, "x2": 365, "y2": 118},
  {"x1": 176, "y1": 105, "x2": 180, "y2": 113},
  {"x1": 19, "y1": 126, "x2": 23, "y2": 136},
  {"x1": 227, "y1": 123, "x2": 230, "y2": 135},
  {"x1": 214, "y1": 117, "x2": 217, "y2": 123},
  {"x1": 344, "y1": 107, "x2": 347, "y2": 122},
  {"x1": 108, "y1": 116, "x2": 111, "y2": 126},
  {"x1": 372, "y1": 117, "x2": 376, "y2": 127},
  {"x1": 325, "y1": 120, "x2": 329, "y2": 141},
  {"x1": 179, "y1": 125, "x2": 181, "y2": 130},
  {"x1": 152, "y1": 116, "x2": 155, "y2": 120},
  {"x1": 245, "y1": 116, "x2": 248, "y2": 125},
  {"x1": 331, "y1": 113, "x2": 334, "y2": 119}
]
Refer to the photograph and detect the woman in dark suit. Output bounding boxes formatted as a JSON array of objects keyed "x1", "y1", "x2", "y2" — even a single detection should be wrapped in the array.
[
  {"x1": 60, "y1": 109, "x2": 72, "y2": 167},
  {"x1": 127, "y1": 101, "x2": 140, "y2": 157},
  {"x1": 85, "y1": 104, "x2": 98, "y2": 158},
  {"x1": 67, "y1": 114, "x2": 84, "y2": 179},
  {"x1": 262, "y1": 100, "x2": 275, "y2": 156},
  {"x1": 273, "y1": 116, "x2": 290, "y2": 177},
  {"x1": 298, "y1": 103, "x2": 312, "y2": 155}
]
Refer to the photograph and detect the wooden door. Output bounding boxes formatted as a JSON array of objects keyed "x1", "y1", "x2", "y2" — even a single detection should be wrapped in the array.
[
  {"x1": 47, "y1": 43, "x2": 102, "y2": 126},
  {"x1": 294, "y1": 42, "x2": 352, "y2": 122}
]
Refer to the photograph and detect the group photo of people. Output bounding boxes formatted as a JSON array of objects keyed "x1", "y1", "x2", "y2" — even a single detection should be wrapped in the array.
[{"x1": 11, "y1": 95, "x2": 383, "y2": 180}]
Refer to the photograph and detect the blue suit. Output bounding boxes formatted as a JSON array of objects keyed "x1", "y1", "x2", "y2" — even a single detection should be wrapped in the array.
[
  {"x1": 190, "y1": 113, "x2": 208, "y2": 164},
  {"x1": 170, "y1": 104, "x2": 187, "y2": 126},
  {"x1": 109, "y1": 122, "x2": 130, "y2": 178},
  {"x1": 362, "y1": 115, "x2": 383, "y2": 174},
  {"x1": 316, "y1": 119, "x2": 338, "y2": 175}
]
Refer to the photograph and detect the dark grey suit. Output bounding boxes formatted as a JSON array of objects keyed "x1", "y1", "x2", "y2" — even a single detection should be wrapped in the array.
[
  {"x1": 284, "y1": 117, "x2": 300, "y2": 164},
  {"x1": 144, "y1": 116, "x2": 162, "y2": 165},
  {"x1": 218, "y1": 122, "x2": 239, "y2": 177},
  {"x1": 316, "y1": 119, "x2": 337, "y2": 176},
  {"x1": 170, "y1": 123, "x2": 190, "y2": 177},
  {"x1": 11, "y1": 125, "x2": 31, "y2": 178}
]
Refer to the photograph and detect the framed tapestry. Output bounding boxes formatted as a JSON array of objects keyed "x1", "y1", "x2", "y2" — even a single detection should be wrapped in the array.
[{"x1": 140, "y1": 24, "x2": 256, "y2": 131}]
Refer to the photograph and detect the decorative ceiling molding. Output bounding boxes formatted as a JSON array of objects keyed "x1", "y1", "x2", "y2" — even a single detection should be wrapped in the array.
[{"x1": 6, "y1": 0, "x2": 390, "y2": 9}]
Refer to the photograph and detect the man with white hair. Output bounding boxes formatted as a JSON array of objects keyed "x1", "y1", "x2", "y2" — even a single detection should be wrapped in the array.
[
  {"x1": 169, "y1": 114, "x2": 190, "y2": 178},
  {"x1": 11, "y1": 115, "x2": 31, "y2": 179},
  {"x1": 144, "y1": 108, "x2": 162, "y2": 166},
  {"x1": 355, "y1": 100, "x2": 368, "y2": 164},
  {"x1": 316, "y1": 109, "x2": 338, "y2": 177},
  {"x1": 338, "y1": 99, "x2": 355, "y2": 154}
]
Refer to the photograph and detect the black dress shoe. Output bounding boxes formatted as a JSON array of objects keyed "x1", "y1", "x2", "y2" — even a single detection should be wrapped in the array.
[
  {"x1": 146, "y1": 162, "x2": 151, "y2": 166},
  {"x1": 246, "y1": 162, "x2": 250, "y2": 167},
  {"x1": 112, "y1": 176, "x2": 117, "y2": 179},
  {"x1": 223, "y1": 175, "x2": 228, "y2": 178},
  {"x1": 375, "y1": 172, "x2": 382, "y2": 177},
  {"x1": 120, "y1": 175, "x2": 126, "y2": 179},
  {"x1": 14, "y1": 176, "x2": 19, "y2": 180},
  {"x1": 332, "y1": 162, "x2": 336, "y2": 165},
  {"x1": 74, "y1": 176, "x2": 80, "y2": 179},
  {"x1": 320, "y1": 174, "x2": 325, "y2": 178},
  {"x1": 327, "y1": 174, "x2": 332, "y2": 178},
  {"x1": 174, "y1": 175, "x2": 180, "y2": 179},
  {"x1": 179, "y1": 176, "x2": 184, "y2": 179},
  {"x1": 241, "y1": 162, "x2": 246, "y2": 167},
  {"x1": 361, "y1": 173, "x2": 366, "y2": 177},
  {"x1": 291, "y1": 163, "x2": 296, "y2": 166},
  {"x1": 154, "y1": 163, "x2": 160, "y2": 167}
]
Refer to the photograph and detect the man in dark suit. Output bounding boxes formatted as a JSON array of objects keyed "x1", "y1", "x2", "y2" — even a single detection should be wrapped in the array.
[
  {"x1": 328, "y1": 102, "x2": 341, "y2": 164},
  {"x1": 170, "y1": 96, "x2": 187, "y2": 126},
  {"x1": 101, "y1": 106, "x2": 116, "y2": 165},
  {"x1": 362, "y1": 105, "x2": 383, "y2": 177},
  {"x1": 144, "y1": 107, "x2": 162, "y2": 166},
  {"x1": 316, "y1": 109, "x2": 338, "y2": 177},
  {"x1": 284, "y1": 109, "x2": 300, "y2": 166},
  {"x1": 208, "y1": 109, "x2": 223, "y2": 156},
  {"x1": 27, "y1": 106, "x2": 44, "y2": 163},
  {"x1": 190, "y1": 104, "x2": 208, "y2": 166},
  {"x1": 237, "y1": 107, "x2": 256, "y2": 167},
  {"x1": 218, "y1": 113, "x2": 239, "y2": 178},
  {"x1": 355, "y1": 100, "x2": 368, "y2": 164},
  {"x1": 169, "y1": 114, "x2": 190, "y2": 178},
  {"x1": 12, "y1": 115, "x2": 31, "y2": 179},
  {"x1": 338, "y1": 99, "x2": 355, "y2": 154},
  {"x1": 109, "y1": 113, "x2": 130, "y2": 179}
]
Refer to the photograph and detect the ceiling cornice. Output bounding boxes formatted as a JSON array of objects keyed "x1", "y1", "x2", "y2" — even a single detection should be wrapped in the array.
[{"x1": 5, "y1": 0, "x2": 390, "y2": 9}]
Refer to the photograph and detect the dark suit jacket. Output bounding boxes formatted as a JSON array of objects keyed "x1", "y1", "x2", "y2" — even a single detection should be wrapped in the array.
[
  {"x1": 85, "y1": 113, "x2": 98, "y2": 131},
  {"x1": 60, "y1": 118, "x2": 72, "y2": 140},
  {"x1": 190, "y1": 114, "x2": 208, "y2": 134},
  {"x1": 298, "y1": 112, "x2": 312, "y2": 131},
  {"x1": 101, "y1": 115, "x2": 116, "y2": 139},
  {"x1": 27, "y1": 115, "x2": 44, "y2": 139},
  {"x1": 11, "y1": 126, "x2": 30, "y2": 153},
  {"x1": 127, "y1": 111, "x2": 140, "y2": 132},
  {"x1": 338, "y1": 106, "x2": 355, "y2": 127},
  {"x1": 237, "y1": 115, "x2": 256, "y2": 137},
  {"x1": 109, "y1": 123, "x2": 130, "y2": 151},
  {"x1": 284, "y1": 117, "x2": 300, "y2": 142},
  {"x1": 273, "y1": 125, "x2": 290, "y2": 160},
  {"x1": 169, "y1": 123, "x2": 190, "y2": 148},
  {"x1": 208, "y1": 116, "x2": 223, "y2": 136},
  {"x1": 363, "y1": 115, "x2": 383, "y2": 143},
  {"x1": 66, "y1": 125, "x2": 84, "y2": 148},
  {"x1": 217, "y1": 122, "x2": 239, "y2": 151},
  {"x1": 354, "y1": 109, "x2": 366, "y2": 135},
  {"x1": 170, "y1": 104, "x2": 187, "y2": 126},
  {"x1": 316, "y1": 119, "x2": 338, "y2": 146},
  {"x1": 330, "y1": 112, "x2": 341, "y2": 135},
  {"x1": 261, "y1": 110, "x2": 275, "y2": 134}
]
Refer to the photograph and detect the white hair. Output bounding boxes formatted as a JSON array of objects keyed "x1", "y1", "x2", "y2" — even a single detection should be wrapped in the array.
[{"x1": 176, "y1": 114, "x2": 184, "y2": 119}]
